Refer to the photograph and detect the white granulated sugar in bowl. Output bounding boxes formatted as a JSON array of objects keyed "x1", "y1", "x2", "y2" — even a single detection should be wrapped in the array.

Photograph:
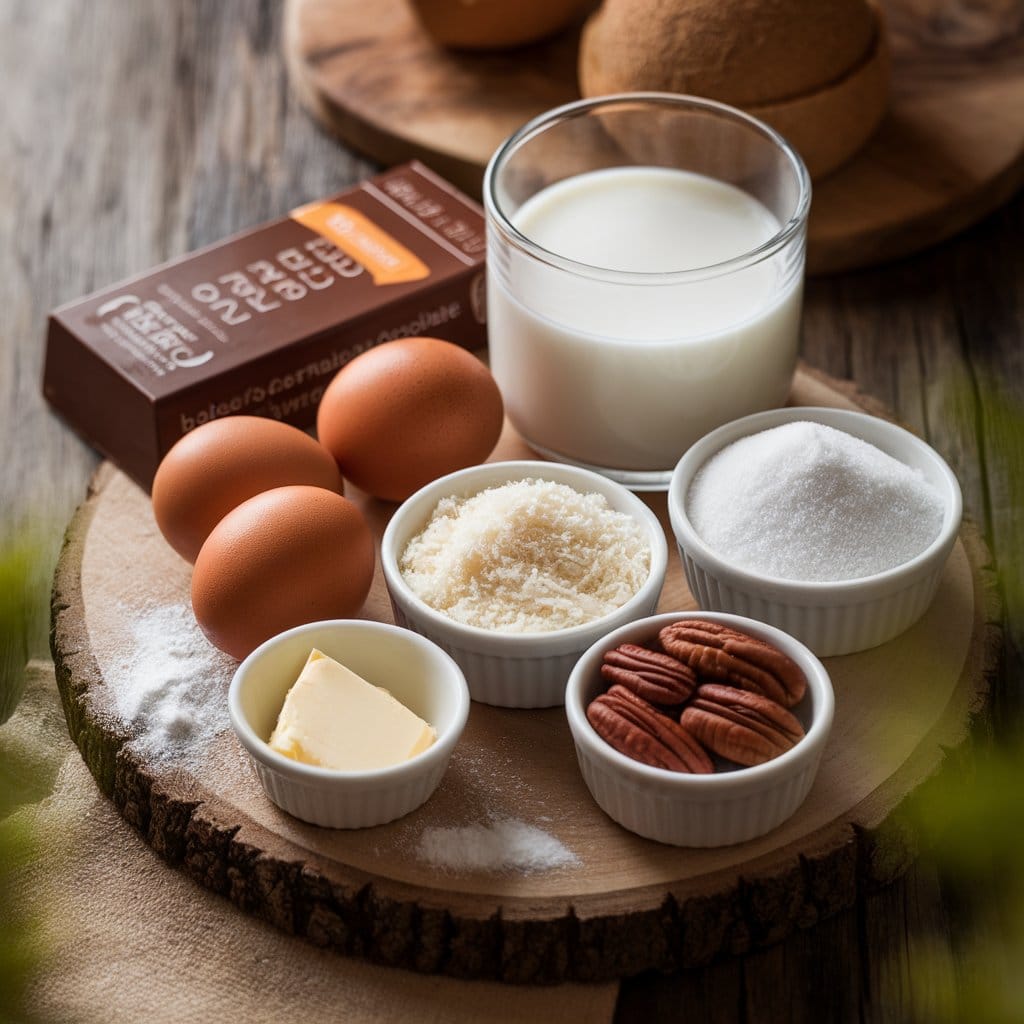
[
  {"x1": 415, "y1": 817, "x2": 580, "y2": 874},
  {"x1": 105, "y1": 602, "x2": 236, "y2": 766},
  {"x1": 399, "y1": 478, "x2": 650, "y2": 632},
  {"x1": 687, "y1": 421, "x2": 946, "y2": 582}
]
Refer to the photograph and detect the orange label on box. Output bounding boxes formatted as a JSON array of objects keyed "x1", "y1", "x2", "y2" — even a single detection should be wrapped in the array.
[{"x1": 290, "y1": 201, "x2": 431, "y2": 286}]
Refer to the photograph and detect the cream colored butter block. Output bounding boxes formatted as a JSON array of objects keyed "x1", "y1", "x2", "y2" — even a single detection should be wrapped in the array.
[{"x1": 269, "y1": 649, "x2": 435, "y2": 771}]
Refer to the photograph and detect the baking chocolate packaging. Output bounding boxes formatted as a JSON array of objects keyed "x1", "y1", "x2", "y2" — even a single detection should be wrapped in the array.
[{"x1": 43, "y1": 162, "x2": 487, "y2": 489}]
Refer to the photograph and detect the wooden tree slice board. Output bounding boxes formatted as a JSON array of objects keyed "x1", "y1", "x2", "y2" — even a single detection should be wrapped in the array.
[
  {"x1": 51, "y1": 366, "x2": 996, "y2": 983},
  {"x1": 283, "y1": 0, "x2": 1024, "y2": 274}
]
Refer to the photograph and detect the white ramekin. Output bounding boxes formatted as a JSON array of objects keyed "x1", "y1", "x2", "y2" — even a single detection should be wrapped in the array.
[
  {"x1": 668, "y1": 407, "x2": 963, "y2": 657},
  {"x1": 380, "y1": 460, "x2": 668, "y2": 708},
  {"x1": 565, "y1": 610, "x2": 834, "y2": 847},
  {"x1": 228, "y1": 619, "x2": 470, "y2": 828}
]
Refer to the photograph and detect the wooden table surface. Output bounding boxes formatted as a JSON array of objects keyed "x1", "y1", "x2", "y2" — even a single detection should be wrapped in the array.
[{"x1": 3, "y1": 2, "x2": 1021, "y2": 1021}]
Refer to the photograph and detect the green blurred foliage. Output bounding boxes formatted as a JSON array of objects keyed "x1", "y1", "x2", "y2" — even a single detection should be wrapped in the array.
[
  {"x1": 904, "y1": 372, "x2": 1024, "y2": 1022},
  {"x1": 906, "y1": 741, "x2": 1024, "y2": 1023},
  {"x1": 0, "y1": 528, "x2": 38, "y2": 725},
  {"x1": 0, "y1": 526, "x2": 48, "y2": 1024},
  {"x1": 979, "y1": 379, "x2": 1024, "y2": 634},
  {"x1": 0, "y1": 816, "x2": 43, "y2": 1024}
]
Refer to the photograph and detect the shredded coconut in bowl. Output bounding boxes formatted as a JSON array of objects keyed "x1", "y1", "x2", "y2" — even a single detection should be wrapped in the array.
[
  {"x1": 400, "y1": 478, "x2": 650, "y2": 632},
  {"x1": 104, "y1": 602, "x2": 236, "y2": 767}
]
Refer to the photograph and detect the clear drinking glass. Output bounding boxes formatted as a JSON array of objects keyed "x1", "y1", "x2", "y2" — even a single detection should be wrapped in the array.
[{"x1": 483, "y1": 93, "x2": 811, "y2": 490}]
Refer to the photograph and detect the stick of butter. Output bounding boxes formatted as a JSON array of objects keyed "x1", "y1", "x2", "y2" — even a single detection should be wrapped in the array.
[{"x1": 268, "y1": 649, "x2": 436, "y2": 771}]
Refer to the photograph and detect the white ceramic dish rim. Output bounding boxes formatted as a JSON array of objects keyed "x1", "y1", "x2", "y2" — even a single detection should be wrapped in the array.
[
  {"x1": 228, "y1": 619, "x2": 470, "y2": 786},
  {"x1": 565, "y1": 610, "x2": 835, "y2": 796},
  {"x1": 668, "y1": 406, "x2": 963, "y2": 602},
  {"x1": 380, "y1": 460, "x2": 669, "y2": 655}
]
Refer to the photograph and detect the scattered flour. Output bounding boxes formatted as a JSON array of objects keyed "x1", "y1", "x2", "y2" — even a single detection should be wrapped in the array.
[
  {"x1": 106, "y1": 603, "x2": 235, "y2": 766},
  {"x1": 415, "y1": 816, "x2": 580, "y2": 874}
]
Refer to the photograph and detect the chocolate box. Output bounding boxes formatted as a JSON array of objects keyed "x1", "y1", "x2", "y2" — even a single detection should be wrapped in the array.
[{"x1": 43, "y1": 162, "x2": 488, "y2": 489}]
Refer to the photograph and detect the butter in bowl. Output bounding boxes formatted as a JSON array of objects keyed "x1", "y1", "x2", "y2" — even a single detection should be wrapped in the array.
[{"x1": 229, "y1": 620, "x2": 469, "y2": 828}]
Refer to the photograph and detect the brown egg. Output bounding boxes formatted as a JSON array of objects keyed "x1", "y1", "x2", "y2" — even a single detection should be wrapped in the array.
[
  {"x1": 191, "y1": 486, "x2": 374, "y2": 660},
  {"x1": 316, "y1": 337, "x2": 504, "y2": 502},
  {"x1": 152, "y1": 416, "x2": 344, "y2": 563}
]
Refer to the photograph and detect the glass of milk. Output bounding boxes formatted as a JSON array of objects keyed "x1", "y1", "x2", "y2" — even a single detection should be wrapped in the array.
[{"x1": 483, "y1": 93, "x2": 811, "y2": 490}]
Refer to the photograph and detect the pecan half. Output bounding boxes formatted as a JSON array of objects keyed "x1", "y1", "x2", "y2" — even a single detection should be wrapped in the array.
[
  {"x1": 680, "y1": 684, "x2": 805, "y2": 767},
  {"x1": 600, "y1": 642, "x2": 697, "y2": 705},
  {"x1": 658, "y1": 620, "x2": 807, "y2": 707},
  {"x1": 587, "y1": 684, "x2": 713, "y2": 774}
]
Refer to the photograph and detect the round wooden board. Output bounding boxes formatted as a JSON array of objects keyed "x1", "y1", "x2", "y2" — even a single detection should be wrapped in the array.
[
  {"x1": 283, "y1": 0, "x2": 1024, "y2": 275},
  {"x1": 51, "y1": 366, "x2": 996, "y2": 983}
]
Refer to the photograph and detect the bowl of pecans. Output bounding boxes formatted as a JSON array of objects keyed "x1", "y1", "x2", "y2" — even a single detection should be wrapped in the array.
[{"x1": 564, "y1": 611, "x2": 834, "y2": 846}]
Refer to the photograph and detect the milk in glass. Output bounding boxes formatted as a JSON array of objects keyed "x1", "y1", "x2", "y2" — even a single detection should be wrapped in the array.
[{"x1": 487, "y1": 166, "x2": 803, "y2": 473}]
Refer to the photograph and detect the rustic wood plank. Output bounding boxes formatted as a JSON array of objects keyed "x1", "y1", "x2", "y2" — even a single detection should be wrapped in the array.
[{"x1": 0, "y1": 0, "x2": 373, "y2": 659}]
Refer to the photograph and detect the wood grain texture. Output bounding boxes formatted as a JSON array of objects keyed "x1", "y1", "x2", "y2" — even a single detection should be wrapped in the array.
[
  {"x1": 49, "y1": 369, "x2": 997, "y2": 983},
  {"x1": 283, "y1": 0, "x2": 1024, "y2": 274},
  {"x1": 2, "y1": 0, "x2": 1021, "y2": 1018}
]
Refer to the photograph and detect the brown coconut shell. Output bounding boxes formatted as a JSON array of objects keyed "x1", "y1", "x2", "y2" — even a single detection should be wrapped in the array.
[
  {"x1": 749, "y1": 16, "x2": 890, "y2": 179},
  {"x1": 579, "y1": 0, "x2": 889, "y2": 179},
  {"x1": 410, "y1": 0, "x2": 596, "y2": 51}
]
